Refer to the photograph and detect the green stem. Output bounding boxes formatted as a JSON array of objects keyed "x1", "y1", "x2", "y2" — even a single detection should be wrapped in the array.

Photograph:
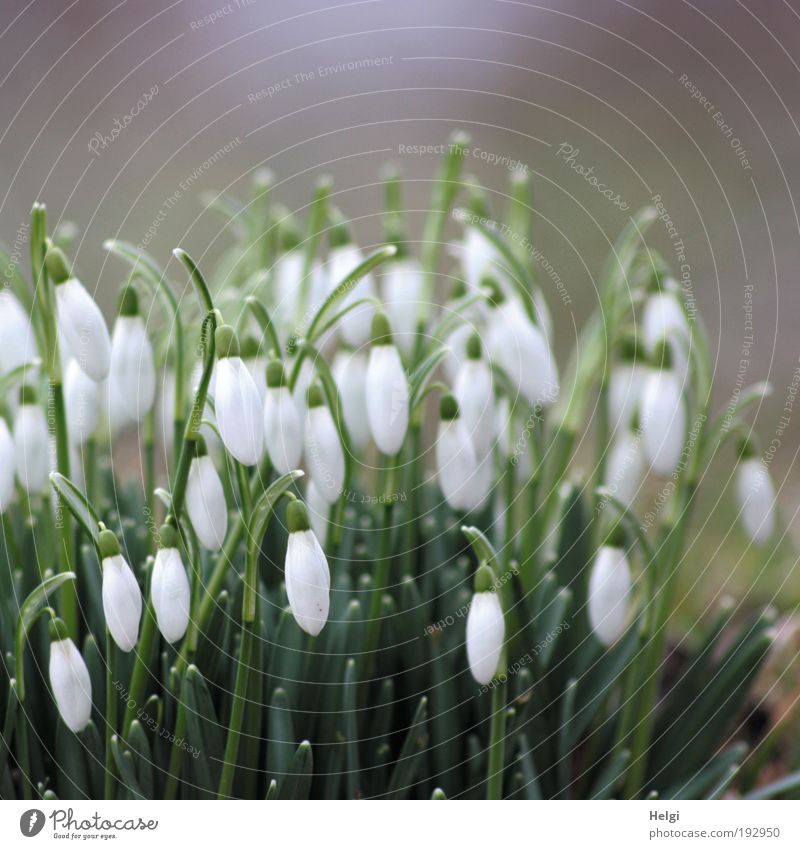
[
  {"x1": 164, "y1": 701, "x2": 186, "y2": 800},
  {"x1": 105, "y1": 634, "x2": 117, "y2": 799},
  {"x1": 15, "y1": 708, "x2": 32, "y2": 799},
  {"x1": 487, "y1": 675, "x2": 507, "y2": 799},
  {"x1": 122, "y1": 597, "x2": 157, "y2": 737}
]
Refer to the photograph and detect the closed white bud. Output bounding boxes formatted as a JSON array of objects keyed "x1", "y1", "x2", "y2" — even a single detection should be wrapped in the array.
[
  {"x1": 214, "y1": 336, "x2": 264, "y2": 466},
  {"x1": 643, "y1": 289, "x2": 690, "y2": 355},
  {"x1": 366, "y1": 318, "x2": 409, "y2": 456},
  {"x1": 0, "y1": 291, "x2": 38, "y2": 381},
  {"x1": 64, "y1": 358, "x2": 100, "y2": 445},
  {"x1": 332, "y1": 349, "x2": 370, "y2": 451},
  {"x1": 49, "y1": 629, "x2": 92, "y2": 733},
  {"x1": 0, "y1": 418, "x2": 16, "y2": 513},
  {"x1": 285, "y1": 501, "x2": 330, "y2": 636},
  {"x1": 101, "y1": 552, "x2": 142, "y2": 652},
  {"x1": 454, "y1": 336, "x2": 494, "y2": 455},
  {"x1": 640, "y1": 368, "x2": 686, "y2": 476},
  {"x1": 186, "y1": 452, "x2": 228, "y2": 551},
  {"x1": 55, "y1": 278, "x2": 111, "y2": 382},
  {"x1": 151, "y1": 542, "x2": 191, "y2": 644},
  {"x1": 381, "y1": 258, "x2": 424, "y2": 355},
  {"x1": 466, "y1": 591, "x2": 505, "y2": 685},
  {"x1": 304, "y1": 388, "x2": 345, "y2": 504},
  {"x1": 609, "y1": 361, "x2": 648, "y2": 431},
  {"x1": 436, "y1": 396, "x2": 480, "y2": 513},
  {"x1": 605, "y1": 428, "x2": 645, "y2": 507},
  {"x1": 263, "y1": 361, "x2": 302, "y2": 475},
  {"x1": 13, "y1": 390, "x2": 49, "y2": 493},
  {"x1": 110, "y1": 315, "x2": 156, "y2": 422},
  {"x1": 736, "y1": 456, "x2": 775, "y2": 545},
  {"x1": 588, "y1": 545, "x2": 631, "y2": 646}
]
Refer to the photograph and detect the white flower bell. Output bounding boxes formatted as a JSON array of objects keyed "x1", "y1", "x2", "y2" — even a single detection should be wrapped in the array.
[
  {"x1": 151, "y1": 523, "x2": 191, "y2": 644},
  {"x1": 454, "y1": 333, "x2": 494, "y2": 455},
  {"x1": 64, "y1": 358, "x2": 100, "y2": 445},
  {"x1": 214, "y1": 324, "x2": 264, "y2": 466},
  {"x1": 380, "y1": 254, "x2": 424, "y2": 356},
  {"x1": 604, "y1": 425, "x2": 645, "y2": 508},
  {"x1": 365, "y1": 311, "x2": 409, "y2": 456},
  {"x1": 13, "y1": 385, "x2": 49, "y2": 494},
  {"x1": 99, "y1": 527, "x2": 142, "y2": 652},
  {"x1": 304, "y1": 384, "x2": 345, "y2": 505},
  {"x1": 640, "y1": 343, "x2": 686, "y2": 476},
  {"x1": 327, "y1": 218, "x2": 376, "y2": 347},
  {"x1": 185, "y1": 438, "x2": 228, "y2": 551},
  {"x1": 109, "y1": 286, "x2": 156, "y2": 422},
  {"x1": 588, "y1": 539, "x2": 632, "y2": 647},
  {"x1": 263, "y1": 359, "x2": 302, "y2": 475},
  {"x1": 0, "y1": 417, "x2": 17, "y2": 512},
  {"x1": 736, "y1": 447, "x2": 775, "y2": 545},
  {"x1": 435, "y1": 394, "x2": 480, "y2": 513},
  {"x1": 332, "y1": 348, "x2": 370, "y2": 452},
  {"x1": 466, "y1": 564, "x2": 505, "y2": 686},
  {"x1": 48, "y1": 618, "x2": 92, "y2": 733},
  {"x1": 284, "y1": 499, "x2": 330, "y2": 636}
]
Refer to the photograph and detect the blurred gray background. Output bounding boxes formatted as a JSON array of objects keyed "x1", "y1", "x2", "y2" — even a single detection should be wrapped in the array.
[{"x1": 2, "y1": 0, "x2": 800, "y2": 566}]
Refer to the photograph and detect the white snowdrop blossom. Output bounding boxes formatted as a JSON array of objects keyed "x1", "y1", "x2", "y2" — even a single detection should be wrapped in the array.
[
  {"x1": 285, "y1": 500, "x2": 330, "y2": 636},
  {"x1": 588, "y1": 545, "x2": 632, "y2": 647}
]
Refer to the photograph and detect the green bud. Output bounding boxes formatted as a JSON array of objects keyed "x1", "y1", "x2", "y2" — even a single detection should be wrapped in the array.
[
  {"x1": 44, "y1": 243, "x2": 71, "y2": 284},
  {"x1": 239, "y1": 335, "x2": 260, "y2": 360},
  {"x1": 474, "y1": 562, "x2": 497, "y2": 593},
  {"x1": 266, "y1": 358, "x2": 286, "y2": 388},
  {"x1": 48, "y1": 617, "x2": 70, "y2": 643},
  {"x1": 371, "y1": 310, "x2": 392, "y2": 346},
  {"x1": 440, "y1": 393, "x2": 459, "y2": 421},
  {"x1": 466, "y1": 333, "x2": 482, "y2": 360},
  {"x1": 117, "y1": 285, "x2": 140, "y2": 317},
  {"x1": 98, "y1": 527, "x2": 121, "y2": 559},
  {"x1": 215, "y1": 324, "x2": 240, "y2": 359},
  {"x1": 159, "y1": 522, "x2": 178, "y2": 549},
  {"x1": 19, "y1": 384, "x2": 37, "y2": 406},
  {"x1": 287, "y1": 499, "x2": 311, "y2": 533},
  {"x1": 737, "y1": 436, "x2": 758, "y2": 460},
  {"x1": 652, "y1": 339, "x2": 673, "y2": 370},
  {"x1": 307, "y1": 383, "x2": 325, "y2": 409}
]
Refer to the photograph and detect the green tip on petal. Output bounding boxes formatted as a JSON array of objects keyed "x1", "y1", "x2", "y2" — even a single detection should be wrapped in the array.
[
  {"x1": 266, "y1": 358, "x2": 285, "y2": 388},
  {"x1": 652, "y1": 339, "x2": 673, "y2": 370},
  {"x1": 19, "y1": 384, "x2": 37, "y2": 406},
  {"x1": 480, "y1": 276, "x2": 505, "y2": 306},
  {"x1": 371, "y1": 310, "x2": 392, "y2": 346},
  {"x1": 737, "y1": 436, "x2": 757, "y2": 460},
  {"x1": 307, "y1": 383, "x2": 325, "y2": 409},
  {"x1": 117, "y1": 284, "x2": 140, "y2": 317},
  {"x1": 440, "y1": 393, "x2": 459, "y2": 421},
  {"x1": 474, "y1": 562, "x2": 497, "y2": 593},
  {"x1": 215, "y1": 324, "x2": 239, "y2": 359},
  {"x1": 98, "y1": 528, "x2": 121, "y2": 559},
  {"x1": 44, "y1": 242, "x2": 71, "y2": 284},
  {"x1": 239, "y1": 335, "x2": 260, "y2": 360},
  {"x1": 466, "y1": 332, "x2": 482, "y2": 360},
  {"x1": 159, "y1": 522, "x2": 178, "y2": 549},
  {"x1": 287, "y1": 499, "x2": 311, "y2": 533},
  {"x1": 48, "y1": 617, "x2": 70, "y2": 643}
]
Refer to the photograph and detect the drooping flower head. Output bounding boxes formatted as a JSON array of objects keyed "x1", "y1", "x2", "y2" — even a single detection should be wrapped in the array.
[
  {"x1": 466, "y1": 563, "x2": 505, "y2": 686},
  {"x1": 365, "y1": 310, "x2": 409, "y2": 456},
  {"x1": 48, "y1": 617, "x2": 92, "y2": 733},
  {"x1": 284, "y1": 499, "x2": 330, "y2": 636}
]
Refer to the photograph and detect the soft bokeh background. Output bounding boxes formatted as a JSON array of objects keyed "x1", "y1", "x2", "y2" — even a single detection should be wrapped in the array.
[{"x1": 1, "y1": 0, "x2": 799, "y2": 616}]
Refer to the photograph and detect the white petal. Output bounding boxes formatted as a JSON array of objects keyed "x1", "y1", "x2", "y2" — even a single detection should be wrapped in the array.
[
  {"x1": 285, "y1": 529, "x2": 330, "y2": 635},
  {"x1": 605, "y1": 429, "x2": 645, "y2": 507},
  {"x1": 151, "y1": 547, "x2": 191, "y2": 643},
  {"x1": 736, "y1": 458, "x2": 775, "y2": 545},
  {"x1": 436, "y1": 419, "x2": 480, "y2": 512},
  {"x1": 608, "y1": 363, "x2": 648, "y2": 432},
  {"x1": 65, "y1": 358, "x2": 100, "y2": 445},
  {"x1": 156, "y1": 369, "x2": 176, "y2": 453},
  {"x1": 328, "y1": 244, "x2": 376, "y2": 346},
  {"x1": 186, "y1": 456, "x2": 228, "y2": 551},
  {"x1": 263, "y1": 386, "x2": 302, "y2": 474},
  {"x1": 0, "y1": 418, "x2": 16, "y2": 512},
  {"x1": 110, "y1": 316, "x2": 156, "y2": 421},
  {"x1": 291, "y1": 358, "x2": 315, "y2": 424},
  {"x1": 49, "y1": 638, "x2": 92, "y2": 732},
  {"x1": 55, "y1": 278, "x2": 111, "y2": 382},
  {"x1": 366, "y1": 345, "x2": 409, "y2": 456},
  {"x1": 102, "y1": 554, "x2": 142, "y2": 652},
  {"x1": 304, "y1": 406, "x2": 345, "y2": 504},
  {"x1": 466, "y1": 592, "x2": 505, "y2": 685},
  {"x1": 0, "y1": 291, "x2": 38, "y2": 380},
  {"x1": 454, "y1": 358, "x2": 494, "y2": 455},
  {"x1": 588, "y1": 546, "x2": 631, "y2": 646},
  {"x1": 640, "y1": 370, "x2": 686, "y2": 476},
  {"x1": 380, "y1": 259, "x2": 424, "y2": 355},
  {"x1": 13, "y1": 404, "x2": 50, "y2": 493},
  {"x1": 274, "y1": 249, "x2": 305, "y2": 333},
  {"x1": 643, "y1": 290, "x2": 689, "y2": 354},
  {"x1": 215, "y1": 356, "x2": 264, "y2": 465},
  {"x1": 332, "y1": 349, "x2": 370, "y2": 451}
]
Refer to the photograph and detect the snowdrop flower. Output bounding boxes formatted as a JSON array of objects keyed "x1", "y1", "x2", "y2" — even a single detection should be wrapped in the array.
[
  {"x1": 304, "y1": 384, "x2": 345, "y2": 505},
  {"x1": 332, "y1": 348, "x2": 370, "y2": 451},
  {"x1": 45, "y1": 244, "x2": 110, "y2": 382},
  {"x1": 441, "y1": 279, "x2": 485, "y2": 384},
  {"x1": 436, "y1": 394, "x2": 480, "y2": 512},
  {"x1": 64, "y1": 358, "x2": 100, "y2": 445},
  {"x1": 380, "y1": 254, "x2": 424, "y2": 356},
  {"x1": 273, "y1": 225, "x2": 304, "y2": 333},
  {"x1": 109, "y1": 286, "x2": 156, "y2": 422},
  {"x1": 736, "y1": 446, "x2": 775, "y2": 545},
  {"x1": 48, "y1": 618, "x2": 92, "y2": 733},
  {"x1": 455, "y1": 333, "x2": 494, "y2": 455},
  {"x1": 263, "y1": 359, "x2": 302, "y2": 475},
  {"x1": 466, "y1": 564, "x2": 505, "y2": 686},
  {"x1": 640, "y1": 344, "x2": 686, "y2": 476},
  {"x1": 284, "y1": 499, "x2": 330, "y2": 636},
  {"x1": 13, "y1": 385, "x2": 49, "y2": 494},
  {"x1": 459, "y1": 223, "x2": 507, "y2": 293},
  {"x1": 151, "y1": 523, "x2": 191, "y2": 644},
  {"x1": 291, "y1": 356, "x2": 315, "y2": 424},
  {"x1": 366, "y1": 311, "x2": 409, "y2": 456},
  {"x1": 186, "y1": 437, "x2": 228, "y2": 551},
  {"x1": 0, "y1": 418, "x2": 16, "y2": 512},
  {"x1": 486, "y1": 285, "x2": 559, "y2": 407},
  {"x1": 241, "y1": 335, "x2": 268, "y2": 404},
  {"x1": 99, "y1": 527, "x2": 142, "y2": 652},
  {"x1": 608, "y1": 335, "x2": 648, "y2": 432},
  {"x1": 214, "y1": 324, "x2": 264, "y2": 466},
  {"x1": 642, "y1": 285, "x2": 691, "y2": 382},
  {"x1": 0, "y1": 290, "x2": 38, "y2": 381},
  {"x1": 588, "y1": 539, "x2": 632, "y2": 647},
  {"x1": 604, "y1": 425, "x2": 645, "y2": 508},
  {"x1": 327, "y1": 219, "x2": 376, "y2": 347}
]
